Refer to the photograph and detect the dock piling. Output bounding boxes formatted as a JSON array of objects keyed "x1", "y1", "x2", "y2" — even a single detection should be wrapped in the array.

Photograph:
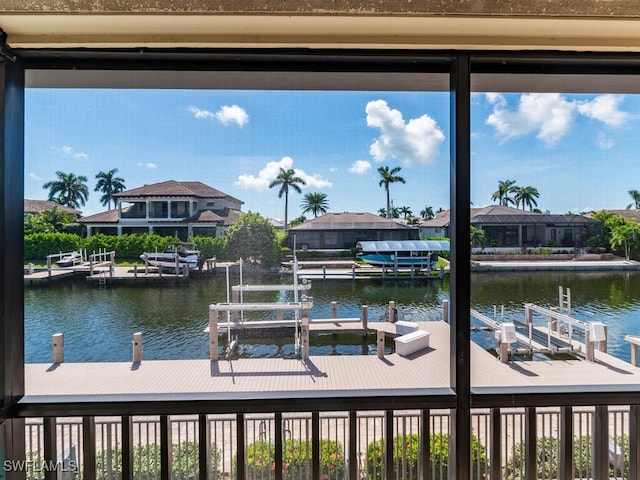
[
  {"x1": 389, "y1": 301, "x2": 397, "y2": 323},
  {"x1": 132, "y1": 332, "x2": 142, "y2": 363},
  {"x1": 52, "y1": 333, "x2": 64, "y2": 364},
  {"x1": 442, "y1": 300, "x2": 449, "y2": 323},
  {"x1": 362, "y1": 305, "x2": 368, "y2": 331},
  {"x1": 331, "y1": 301, "x2": 338, "y2": 319},
  {"x1": 209, "y1": 310, "x2": 219, "y2": 361},
  {"x1": 377, "y1": 330, "x2": 385, "y2": 359}
]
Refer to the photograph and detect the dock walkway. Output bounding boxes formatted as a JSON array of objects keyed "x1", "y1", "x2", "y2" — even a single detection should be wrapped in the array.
[{"x1": 23, "y1": 321, "x2": 640, "y2": 402}]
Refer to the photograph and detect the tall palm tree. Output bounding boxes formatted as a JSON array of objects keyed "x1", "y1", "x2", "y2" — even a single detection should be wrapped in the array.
[
  {"x1": 514, "y1": 185, "x2": 540, "y2": 211},
  {"x1": 301, "y1": 192, "x2": 329, "y2": 218},
  {"x1": 627, "y1": 189, "x2": 640, "y2": 210},
  {"x1": 491, "y1": 179, "x2": 517, "y2": 206},
  {"x1": 377, "y1": 165, "x2": 405, "y2": 219},
  {"x1": 269, "y1": 167, "x2": 306, "y2": 229},
  {"x1": 95, "y1": 168, "x2": 126, "y2": 209},
  {"x1": 420, "y1": 205, "x2": 435, "y2": 219},
  {"x1": 43, "y1": 171, "x2": 89, "y2": 209}
]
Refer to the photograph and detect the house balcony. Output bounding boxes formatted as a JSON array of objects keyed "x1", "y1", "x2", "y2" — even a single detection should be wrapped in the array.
[{"x1": 11, "y1": 392, "x2": 640, "y2": 480}]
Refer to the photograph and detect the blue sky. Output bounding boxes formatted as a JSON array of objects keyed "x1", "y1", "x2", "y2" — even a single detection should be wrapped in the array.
[{"x1": 25, "y1": 88, "x2": 640, "y2": 220}]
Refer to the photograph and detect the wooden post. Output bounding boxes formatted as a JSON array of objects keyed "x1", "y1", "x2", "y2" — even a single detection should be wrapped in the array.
[
  {"x1": 134, "y1": 265, "x2": 138, "y2": 279},
  {"x1": 388, "y1": 300, "x2": 397, "y2": 323},
  {"x1": 599, "y1": 325, "x2": 608, "y2": 352},
  {"x1": 632, "y1": 343, "x2": 639, "y2": 367},
  {"x1": 442, "y1": 300, "x2": 449, "y2": 323},
  {"x1": 352, "y1": 264, "x2": 356, "y2": 280},
  {"x1": 377, "y1": 330, "x2": 385, "y2": 359},
  {"x1": 331, "y1": 301, "x2": 338, "y2": 319},
  {"x1": 362, "y1": 305, "x2": 368, "y2": 331},
  {"x1": 322, "y1": 266, "x2": 327, "y2": 280},
  {"x1": 47, "y1": 256, "x2": 52, "y2": 278},
  {"x1": 52, "y1": 333, "x2": 64, "y2": 364},
  {"x1": 550, "y1": 306, "x2": 558, "y2": 333},
  {"x1": 209, "y1": 309, "x2": 219, "y2": 361},
  {"x1": 585, "y1": 329, "x2": 594, "y2": 362},
  {"x1": 499, "y1": 342, "x2": 509, "y2": 363},
  {"x1": 132, "y1": 332, "x2": 142, "y2": 363}
]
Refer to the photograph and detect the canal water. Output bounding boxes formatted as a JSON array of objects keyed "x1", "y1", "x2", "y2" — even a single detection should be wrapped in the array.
[{"x1": 24, "y1": 270, "x2": 640, "y2": 363}]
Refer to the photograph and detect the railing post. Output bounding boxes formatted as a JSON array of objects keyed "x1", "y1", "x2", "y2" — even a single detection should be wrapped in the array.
[
  {"x1": 630, "y1": 405, "x2": 640, "y2": 480},
  {"x1": 385, "y1": 410, "x2": 394, "y2": 480},
  {"x1": 331, "y1": 301, "x2": 337, "y2": 319},
  {"x1": 585, "y1": 329, "x2": 594, "y2": 362},
  {"x1": 82, "y1": 417, "x2": 96, "y2": 479},
  {"x1": 236, "y1": 414, "x2": 246, "y2": 480},
  {"x1": 593, "y1": 406, "x2": 609, "y2": 480},
  {"x1": 122, "y1": 416, "x2": 134, "y2": 480},
  {"x1": 43, "y1": 417, "x2": 57, "y2": 480},
  {"x1": 559, "y1": 407, "x2": 573, "y2": 480},
  {"x1": 389, "y1": 301, "x2": 397, "y2": 323},
  {"x1": 312, "y1": 412, "x2": 320, "y2": 480},
  {"x1": 198, "y1": 414, "x2": 210, "y2": 480},
  {"x1": 160, "y1": 415, "x2": 172, "y2": 480},
  {"x1": 275, "y1": 412, "x2": 283, "y2": 480},
  {"x1": 490, "y1": 408, "x2": 501, "y2": 480},
  {"x1": 349, "y1": 411, "x2": 358, "y2": 480},
  {"x1": 524, "y1": 407, "x2": 537, "y2": 480},
  {"x1": 599, "y1": 325, "x2": 608, "y2": 352},
  {"x1": 420, "y1": 409, "x2": 431, "y2": 480}
]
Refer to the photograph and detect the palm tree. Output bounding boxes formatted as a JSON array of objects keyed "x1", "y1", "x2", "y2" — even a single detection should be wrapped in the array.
[
  {"x1": 514, "y1": 185, "x2": 540, "y2": 211},
  {"x1": 491, "y1": 179, "x2": 517, "y2": 206},
  {"x1": 627, "y1": 189, "x2": 640, "y2": 210},
  {"x1": 377, "y1": 166, "x2": 405, "y2": 218},
  {"x1": 420, "y1": 205, "x2": 435, "y2": 219},
  {"x1": 269, "y1": 167, "x2": 306, "y2": 229},
  {"x1": 398, "y1": 206, "x2": 413, "y2": 219},
  {"x1": 43, "y1": 171, "x2": 89, "y2": 209},
  {"x1": 95, "y1": 168, "x2": 126, "y2": 209},
  {"x1": 301, "y1": 192, "x2": 329, "y2": 218}
]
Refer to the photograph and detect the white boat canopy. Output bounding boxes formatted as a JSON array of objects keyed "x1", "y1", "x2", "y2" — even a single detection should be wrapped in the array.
[{"x1": 357, "y1": 240, "x2": 450, "y2": 252}]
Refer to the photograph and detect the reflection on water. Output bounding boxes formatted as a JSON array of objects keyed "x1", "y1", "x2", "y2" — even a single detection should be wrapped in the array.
[{"x1": 24, "y1": 270, "x2": 640, "y2": 363}]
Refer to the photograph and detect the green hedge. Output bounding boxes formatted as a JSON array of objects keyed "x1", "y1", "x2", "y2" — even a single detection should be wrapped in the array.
[
  {"x1": 93, "y1": 441, "x2": 221, "y2": 480},
  {"x1": 241, "y1": 438, "x2": 345, "y2": 480},
  {"x1": 365, "y1": 433, "x2": 488, "y2": 480},
  {"x1": 504, "y1": 435, "x2": 629, "y2": 480}
]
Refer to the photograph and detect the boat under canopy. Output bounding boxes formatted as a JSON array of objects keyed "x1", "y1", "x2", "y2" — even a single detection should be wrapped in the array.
[
  {"x1": 357, "y1": 240, "x2": 450, "y2": 253},
  {"x1": 356, "y1": 239, "x2": 450, "y2": 269}
]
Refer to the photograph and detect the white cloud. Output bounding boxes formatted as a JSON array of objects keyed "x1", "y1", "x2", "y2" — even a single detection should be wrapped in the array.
[
  {"x1": 577, "y1": 94, "x2": 630, "y2": 127},
  {"x1": 216, "y1": 105, "x2": 249, "y2": 127},
  {"x1": 597, "y1": 132, "x2": 615, "y2": 150},
  {"x1": 137, "y1": 162, "x2": 157, "y2": 169},
  {"x1": 236, "y1": 156, "x2": 332, "y2": 191},
  {"x1": 188, "y1": 106, "x2": 215, "y2": 120},
  {"x1": 61, "y1": 145, "x2": 89, "y2": 160},
  {"x1": 348, "y1": 160, "x2": 372, "y2": 174},
  {"x1": 485, "y1": 92, "x2": 506, "y2": 106},
  {"x1": 28, "y1": 172, "x2": 42, "y2": 181},
  {"x1": 366, "y1": 99, "x2": 445, "y2": 167},
  {"x1": 190, "y1": 104, "x2": 249, "y2": 127},
  {"x1": 486, "y1": 93, "x2": 577, "y2": 146}
]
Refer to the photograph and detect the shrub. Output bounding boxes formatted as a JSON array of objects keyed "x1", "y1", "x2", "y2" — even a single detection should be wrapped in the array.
[
  {"x1": 241, "y1": 438, "x2": 345, "y2": 480},
  {"x1": 24, "y1": 232, "x2": 83, "y2": 262},
  {"x1": 193, "y1": 235, "x2": 226, "y2": 260},
  {"x1": 93, "y1": 441, "x2": 221, "y2": 480},
  {"x1": 503, "y1": 435, "x2": 629, "y2": 480},
  {"x1": 365, "y1": 433, "x2": 488, "y2": 480}
]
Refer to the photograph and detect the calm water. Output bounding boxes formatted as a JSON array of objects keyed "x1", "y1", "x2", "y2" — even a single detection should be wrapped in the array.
[{"x1": 24, "y1": 270, "x2": 640, "y2": 363}]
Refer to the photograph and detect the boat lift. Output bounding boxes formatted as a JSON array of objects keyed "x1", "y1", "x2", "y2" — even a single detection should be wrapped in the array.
[{"x1": 471, "y1": 287, "x2": 607, "y2": 362}]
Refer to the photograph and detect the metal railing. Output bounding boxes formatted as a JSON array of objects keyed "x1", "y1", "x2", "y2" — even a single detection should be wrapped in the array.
[{"x1": 17, "y1": 406, "x2": 636, "y2": 480}]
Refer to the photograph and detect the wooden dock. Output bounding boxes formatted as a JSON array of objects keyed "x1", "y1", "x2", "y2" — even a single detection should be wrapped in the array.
[{"x1": 23, "y1": 321, "x2": 640, "y2": 400}]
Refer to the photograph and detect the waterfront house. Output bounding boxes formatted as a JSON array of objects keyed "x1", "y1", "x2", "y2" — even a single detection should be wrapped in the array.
[
  {"x1": 24, "y1": 199, "x2": 81, "y2": 218},
  {"x1": 79, "y1": 180, "x2": 243, "y2": 239},
  {"x1": 3, "y1": 2, "x2": 640, "y2": 479},
  {"x1": 420, "y1": 205, "x2": 601, "y2": 249},
  {"x1": 287, "y1": 212, "x2": 418, "y2": 250}
]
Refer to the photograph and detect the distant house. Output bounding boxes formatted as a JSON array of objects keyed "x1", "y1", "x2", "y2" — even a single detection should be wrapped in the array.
[
  {"x1": 418, "y1": 210, "x2": 450, "y2": 239},
  {"x1": 24, "y1": 199, "x2": 81, "y2": 218},
  {"x1": 79, "y1": 180, "x2": 243, "y2": 239},
  {"x1": 287, "y1": 212, "x2": 418, "y2": 250},
  {"x1": 420, "y1": 205, "x2": 601, "y2": 248}
]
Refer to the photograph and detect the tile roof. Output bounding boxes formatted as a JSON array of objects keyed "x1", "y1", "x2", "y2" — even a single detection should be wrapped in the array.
[
  {"x1": 289, "y1": 212, "x2": 415, "y2": 231},
  {"x1": 24, "y1": 199, "x2": 81, "y2": 216},
  {"x1": 113, "y1": 180, "x2": 243, "y2": 204}
]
